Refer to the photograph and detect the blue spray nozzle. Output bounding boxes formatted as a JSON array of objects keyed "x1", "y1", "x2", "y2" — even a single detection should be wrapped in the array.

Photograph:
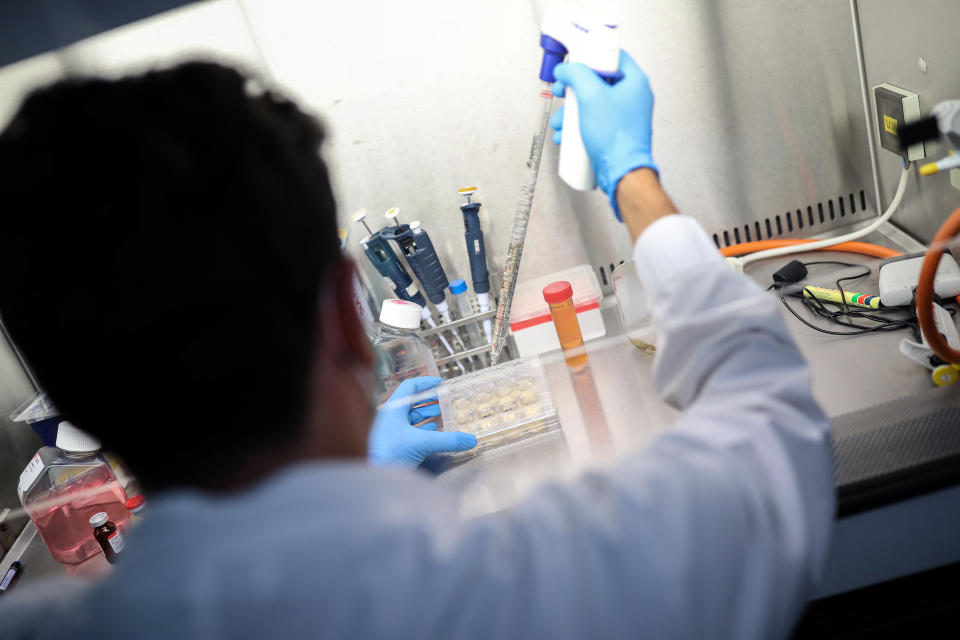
[
  {"x1": 450, "y1": 279, "x2": 468, "y2": 295},
  {"x1": 539, "y1": 33, "x2": 568, "y2": 83}
]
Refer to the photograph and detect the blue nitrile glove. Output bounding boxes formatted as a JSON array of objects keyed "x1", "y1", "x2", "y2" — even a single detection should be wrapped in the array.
[
  {"x1": 368, "y1": 376, "x2": 477, "y2": 467},
  {"x1": 550, "y1": 50, "x2": 657, "y2": 220}
]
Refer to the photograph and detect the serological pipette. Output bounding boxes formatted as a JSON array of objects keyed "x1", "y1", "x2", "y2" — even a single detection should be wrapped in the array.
[
  {"x1": 488, "y1": 85, "x2": 554, "y2": 365},
  {"x1": 489, "y1": 9, "x2": 621, "y2": 364}
]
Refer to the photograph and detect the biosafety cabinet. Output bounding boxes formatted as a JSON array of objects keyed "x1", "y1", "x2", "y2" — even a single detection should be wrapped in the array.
[{"x1": 0, "y1": 0, "x2": 959, "y2": 622}]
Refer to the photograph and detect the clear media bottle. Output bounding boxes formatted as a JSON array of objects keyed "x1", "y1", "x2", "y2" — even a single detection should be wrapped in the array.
[
  {"x1": 372, "y1": 299, "x2": 440, "y2": 405},
  {"x1": 89, "y1": 512, "x2": 125, "y2": 564},
  {"x1": 543, "y1": 280, "x2": 588, "y2": 370},
  {"x1": 18, "y1": 422, "x2": 129, "y2": 566}
]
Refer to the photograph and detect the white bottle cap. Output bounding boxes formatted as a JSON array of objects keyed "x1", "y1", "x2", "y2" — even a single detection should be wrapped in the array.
[
  {"x1": 56, "y1": 422, "x2": 101, "y2": 454},
  {"x1": 379, "y1": 299, "x2": 423, "y2": 330},
  {"x1": 89, "y1": 511, "x2": 108, "y2": 528}
]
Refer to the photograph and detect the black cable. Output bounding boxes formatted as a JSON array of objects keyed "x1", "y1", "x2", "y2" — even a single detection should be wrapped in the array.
[
  {"x1": 772, "y1": 260, "x2": 920, "y2": 337},
  {"x1": 780, "y1": 286, "x2": 916, "y2": 336}
]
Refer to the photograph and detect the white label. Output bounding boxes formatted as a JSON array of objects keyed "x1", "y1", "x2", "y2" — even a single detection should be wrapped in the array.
[
  {"x1": 18, "y1": 453, "x2": 44, "y2": 495},
  {"x1": 107, "y1": 530, "x2": 126, "y2": 554},
  {"x1": 0, "y1": 567, "x2": 16, "y2": 590}
]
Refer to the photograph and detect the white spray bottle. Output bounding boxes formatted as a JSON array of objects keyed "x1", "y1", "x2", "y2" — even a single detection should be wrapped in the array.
[{"x1": 540, "y1": 6, "x2": 621, "y2": 191}]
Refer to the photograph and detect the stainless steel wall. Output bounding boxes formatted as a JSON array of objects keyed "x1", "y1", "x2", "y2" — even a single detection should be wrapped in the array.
[
  {"x1": 0, "y1": 336, "x2": 39, "y2": 533},
  {"x1": 238, "y1": 0, "x2": 878, "y2": 296},
  {"x1": 0, "y1": 0, "x2": 878, "y2": 301},
  {"x1": 856, "y1": 0, "x2": 960, "y2": 244}
]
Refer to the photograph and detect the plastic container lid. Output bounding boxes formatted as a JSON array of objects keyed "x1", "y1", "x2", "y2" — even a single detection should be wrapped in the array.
[
  {"x1": 450, "y1": 279, "x2": 468, "y2": 295},
  {"x1": 89, "y1": 512, "x2": 108, "y2": 528},
  {"x1": 437, "y1": 355, "x2": 560, "y2": 461},
  {"x1": 542, "y1": 281, "x2": 573, "y2": 304},
  {"x1": 9, "y1": 392, "x2": 58, "y2": 424},
  {"x1": 56, "y1": 422, "x2": 101, "y2": 454},
  {"x1": 125, "y1": 495, "x2": 146, "y2": 511},
  {"x1": 510, "y1": 264, "x2": 603, "y2": 330},
  {"x1": 379, "y1": 299, "x2": 423, "y2": 329}
]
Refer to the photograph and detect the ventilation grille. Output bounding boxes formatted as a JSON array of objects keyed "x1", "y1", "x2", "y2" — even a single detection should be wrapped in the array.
[
  {"x1": 710, "y1": 190, "x2": 868, "y2": 248},
  {"x1": 593, "y1": 189, "x2": 868, "y2": 295}
]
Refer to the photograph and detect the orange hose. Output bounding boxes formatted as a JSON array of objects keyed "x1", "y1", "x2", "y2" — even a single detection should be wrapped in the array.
[
  {"x1": 916, "y1": 205, "x2": 960, "y2": 365},
  {"x1": 720, "y1": 239, "x2": 903, "y2": 259}
]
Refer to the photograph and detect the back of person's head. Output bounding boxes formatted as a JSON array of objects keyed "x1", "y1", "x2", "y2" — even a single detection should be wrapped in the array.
[{"x1": 0, "y1": 61, "x2": 340, "y2": 490}]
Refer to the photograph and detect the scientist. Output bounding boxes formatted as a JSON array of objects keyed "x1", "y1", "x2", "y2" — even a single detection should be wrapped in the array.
[{"x1": 0, "y1": 52, "x2": 833, "y2": 638}]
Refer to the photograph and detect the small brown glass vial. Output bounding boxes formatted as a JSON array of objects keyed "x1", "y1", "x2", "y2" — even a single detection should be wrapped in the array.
[{"x1": 89, "y1": 511, "x2": 125, "y2": 564}]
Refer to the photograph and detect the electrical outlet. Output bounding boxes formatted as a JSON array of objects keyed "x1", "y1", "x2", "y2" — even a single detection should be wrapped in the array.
[
  {"x1": 874, "y1": 83, "x2": 924, "y2": 161},
  {"x1": 952, "y1": 168, "x2": 960, "y2": 191}
]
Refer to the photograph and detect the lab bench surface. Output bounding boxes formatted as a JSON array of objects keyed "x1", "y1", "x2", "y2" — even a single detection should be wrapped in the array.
[
  {"x1": 439, "y1": 242, "x2": 951, "y2": 519},
  {"x1": 437, "y1": 223, "x2": 960, "y2": 596}
]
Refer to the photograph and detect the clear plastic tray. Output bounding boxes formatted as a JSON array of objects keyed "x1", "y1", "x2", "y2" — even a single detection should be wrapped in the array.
[{"x1": 438, "y1": 356, "x2": 560, "y2": 460}]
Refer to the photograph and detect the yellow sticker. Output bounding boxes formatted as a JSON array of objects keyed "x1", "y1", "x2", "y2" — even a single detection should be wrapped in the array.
[{"x1": 883, "y1": 115, "x2": 898, "y2": 135}]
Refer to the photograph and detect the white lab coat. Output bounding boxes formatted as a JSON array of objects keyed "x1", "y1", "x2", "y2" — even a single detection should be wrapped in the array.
[{"x1": 1, "y1": 216, "x2": 834, "y2": 639}]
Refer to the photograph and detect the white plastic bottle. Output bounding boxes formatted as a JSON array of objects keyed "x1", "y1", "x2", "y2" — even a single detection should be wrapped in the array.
[{"x1": 372, "y1": 299, "x2": 441, "y2": 405}]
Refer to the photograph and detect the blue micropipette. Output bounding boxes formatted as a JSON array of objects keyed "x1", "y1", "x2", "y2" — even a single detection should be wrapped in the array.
[
  {"x1": 457, "y1": 186, "x2": 492, "y2": 343},
  {"x1": 379, "y1": 208, "x2": 453, "y2": 322},
  {"x1": 352, "y1": 209, "x2": 463, "y2": 372},
  {"x1": 352, "y1": 209, "x2": 427, "y2": 307}
]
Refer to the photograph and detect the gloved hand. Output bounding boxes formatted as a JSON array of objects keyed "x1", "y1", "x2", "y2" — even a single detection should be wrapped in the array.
[
  {"x1": 550, "y1": 50, "x2": 657, "y2": 220},
  {"x1": 368, "y1": 376, "x2": 477, "y2": 467}
]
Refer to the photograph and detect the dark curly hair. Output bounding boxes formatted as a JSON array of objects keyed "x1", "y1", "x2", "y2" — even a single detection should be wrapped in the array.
[{"x1": 0, "y1": 62, "x2": 340, "y2": 490}]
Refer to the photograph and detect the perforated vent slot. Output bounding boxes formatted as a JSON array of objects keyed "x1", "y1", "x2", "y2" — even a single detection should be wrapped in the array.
[
  {"x1": 597, "y1": 260, "x2": 626, "y2": 295},
  {"x1": 711, "y1": 190, "x2": 868, "y2": 249}
]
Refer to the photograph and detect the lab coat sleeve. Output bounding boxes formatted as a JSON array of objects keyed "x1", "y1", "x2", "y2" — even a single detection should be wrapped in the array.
[{"x1": 441, "y1": 215, "x2": 834, "y2": 639}]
